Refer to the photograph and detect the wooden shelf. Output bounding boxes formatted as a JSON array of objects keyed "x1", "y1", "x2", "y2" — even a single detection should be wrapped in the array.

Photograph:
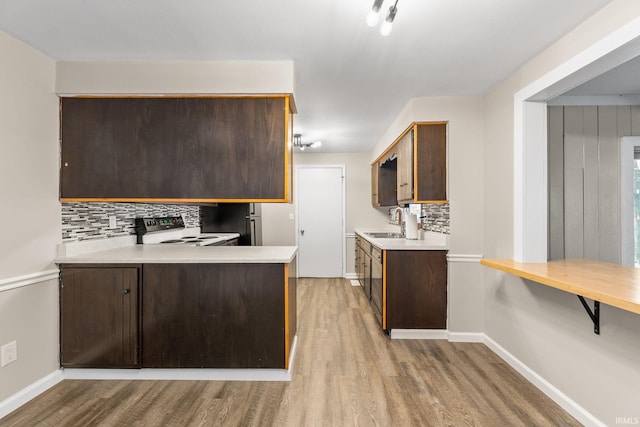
[{"x1": 481, "y1": 258, "x2": 640, "y2": 334}]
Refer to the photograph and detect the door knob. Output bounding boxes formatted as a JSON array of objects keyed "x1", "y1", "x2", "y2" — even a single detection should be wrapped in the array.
[{"x1": 122, "y1": 289, "x2": 129, "y2": 295}]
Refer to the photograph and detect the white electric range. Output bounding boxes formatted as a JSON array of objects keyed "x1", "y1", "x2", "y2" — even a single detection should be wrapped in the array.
[{"x1": 135, "y1": 216, "x2": 239, "y2": 246}]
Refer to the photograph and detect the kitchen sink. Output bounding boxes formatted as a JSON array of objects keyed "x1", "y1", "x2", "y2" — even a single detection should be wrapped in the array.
[{"x1": 365, "y1": 232, "x2": 404, "y2": 239}]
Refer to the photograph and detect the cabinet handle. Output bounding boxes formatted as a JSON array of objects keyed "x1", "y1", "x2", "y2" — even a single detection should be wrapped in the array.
[{"x1": 122, "y1": 289, "x2": 129, "y2": 295}]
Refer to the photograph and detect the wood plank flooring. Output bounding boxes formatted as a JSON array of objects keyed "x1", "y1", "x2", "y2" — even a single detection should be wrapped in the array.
[{"x1": 2, "y1": 278, "x2": 581, "y2": 426}]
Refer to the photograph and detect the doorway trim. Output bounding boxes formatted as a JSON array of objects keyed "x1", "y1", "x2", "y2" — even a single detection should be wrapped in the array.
[
  {"x1": 294, "y1": 164, "x2": 346, "y2": 277},
  {"x1": 620, "y1": 136, "x2": 640, "y2": 266},
  {"x1": 514, "y1": 16, "x2": 640, "y2": 262}
]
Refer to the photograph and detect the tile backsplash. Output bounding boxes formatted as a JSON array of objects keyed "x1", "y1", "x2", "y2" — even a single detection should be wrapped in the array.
[
  {"x1": 61, "y1": 202, "x2": 200, "y2": 242},
  {"x1": 421, "y1": 203, "x2": 449, "y2": 234},
  {"x1": 388, "y1": 203, "x2": 450, "y2": 234}
]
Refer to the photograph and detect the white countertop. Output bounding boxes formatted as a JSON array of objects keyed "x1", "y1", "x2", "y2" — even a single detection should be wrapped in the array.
[
  {"x1": 355, "y1": 229, "x2": 449, "y2": 250},
  {"x1": 55, "y1": 245, "x2": 298, "y2": 264}
]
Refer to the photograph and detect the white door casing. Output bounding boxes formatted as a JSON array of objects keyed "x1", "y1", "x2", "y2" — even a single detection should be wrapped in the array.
[
  {"x1": 295, "y1": 165, "x2": 345, "y2": 277},
  {"x1": 620, "y1": 136, "x2": 640, "y2": 267}
]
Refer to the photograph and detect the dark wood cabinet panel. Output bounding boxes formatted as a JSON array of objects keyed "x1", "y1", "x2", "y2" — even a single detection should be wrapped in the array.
[
  {"x1": 60, "y1": 96, "x2": 291, "y2": 202},
  {"x1": 415, "y1": 123, "x2": 447, "y2": 202},
  {"x1": 142, "y1": 263, "x2": 286, "y2": 368},
  {"x1": 60, "y1": 264, "x2": 140, "y2": 368},
  {"x1": 286, "y1": 257, "x2": 297, "y2": 369},
  {"x1": 385, "y1": 250, "x2": 447, "y2": 330}
]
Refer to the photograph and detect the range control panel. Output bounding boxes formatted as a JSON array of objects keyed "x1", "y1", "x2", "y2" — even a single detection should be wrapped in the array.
[{"x1": 135, "y1": 216, "x2": 185, "y2": 234}]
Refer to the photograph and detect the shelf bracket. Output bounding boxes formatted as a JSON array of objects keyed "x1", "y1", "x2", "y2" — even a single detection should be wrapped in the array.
[{"x1": 577, "y1": 295, "x2": 600, "y2": 335}]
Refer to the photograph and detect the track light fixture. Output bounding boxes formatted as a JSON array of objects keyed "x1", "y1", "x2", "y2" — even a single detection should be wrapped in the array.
[
  {"x1": 293, "y1": 134, "x2": 322, "y2": 151},
  {"x1": 366, "y1": 0, "x2": 399, "y2": 36},
  {"x1": 366, "y1": 0, "x2": 384, "y2": 27}
]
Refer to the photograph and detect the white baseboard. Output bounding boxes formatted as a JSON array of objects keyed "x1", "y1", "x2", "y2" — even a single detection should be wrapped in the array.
[
  {"x1": 0, "y1": 370, "x2": 64, "y2": 420},
  {"x1": 482, "y1": 335, "x2": 604, "y2": 427},
  {"x1": 343, "y1": 273, "x2": 357, "y2": 279},
  {"x1": 390, "y1": 329, "x2": 448, "y2": 339},
  {"x1": 447, "y1": 332, "x2": 484, "y2": 342}
]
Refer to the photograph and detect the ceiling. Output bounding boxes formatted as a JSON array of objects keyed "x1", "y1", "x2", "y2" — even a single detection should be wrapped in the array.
[{"x1": 0, "y1": 0, "x2": 613, "y2": 152}]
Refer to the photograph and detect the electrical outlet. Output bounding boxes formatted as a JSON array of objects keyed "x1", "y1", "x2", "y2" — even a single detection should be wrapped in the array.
[
  {"x1": 1, "y1": 341, "x2": 17, "y2": 367},
  {"x1": 289, "y1": 213, "x2": 294, "y2": 220},
  {"x1": 108, "y1": 216, "x2": 117, "y2": 229}
]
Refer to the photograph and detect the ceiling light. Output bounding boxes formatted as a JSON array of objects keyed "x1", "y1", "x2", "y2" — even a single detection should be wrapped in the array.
[
  {"x1": 293, "y1": 134, "x2": 322, "y2": 150},
  {"x1": 380, "y1": 1, "x2": 398, "y2": 36},
  {"x1": 366, "y1": 0, "x2": 384, "y2": 27}
]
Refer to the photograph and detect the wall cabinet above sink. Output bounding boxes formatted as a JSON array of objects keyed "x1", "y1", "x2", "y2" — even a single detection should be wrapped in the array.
[
  {"x1": 372, "y1": 122, "x2": 447, "y2": 207},
  {"x1": 60, "y1": 95, "x2": 295, "y2": 203}
]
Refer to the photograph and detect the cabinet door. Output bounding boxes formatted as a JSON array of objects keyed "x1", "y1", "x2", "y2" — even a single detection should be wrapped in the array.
[
  {"x1": 415, "y1": 123, "x2": 447, "y2": 202},
  {"x1": 354, "y1": 238, "x2": 361, "y2": 278},
  {"x1": 363, "y1": 251, "x2": 372, "y2": 300},
  {"x1": 60, "y1": 265, "x2": 140, "y2": 367},
  {"x1": 377, "y1": 159, "x2": 398, "y2": 207},
  {"x1": 371, "y1": 164, "x2": 379, "y2": 206},
  {"x1": 385, "y1": 250, "x2": 447, "y2": 329},
  {"x1": 396, "y1": 129, "x2": 414, "y2": 204},
  {"x1": 142, "y1": 263, "x2": 285, "y2": 368},
  {"x1": 370, "y1": 248, "x2": 383, "y2": 326},
  {"x1": 60, "y1": 96, "x2": 291, "y2": 202}
]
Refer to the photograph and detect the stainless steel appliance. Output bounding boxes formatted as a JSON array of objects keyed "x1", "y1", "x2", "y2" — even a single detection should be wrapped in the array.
[
  {"x1": 200, "y1": 203, "x2": 262, "y2": 246},
  {"x1": 135, "y1": 216, "x2": 239, "y2": 246}
]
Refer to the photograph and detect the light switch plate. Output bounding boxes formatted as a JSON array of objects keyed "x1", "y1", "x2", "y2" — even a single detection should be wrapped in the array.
[{"x1": 108, "y1": 216, "x2": 117, "y2": 229}]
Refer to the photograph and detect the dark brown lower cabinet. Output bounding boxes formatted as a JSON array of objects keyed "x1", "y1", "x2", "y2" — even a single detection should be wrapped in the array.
[
  {"x1": 59, "y1": 260, "x2": 296, "y2": 370},
  {"x1": 59, "y1": 264, "x2": 141, "y2": 368},
  {"x1": 385, "y1": 250, "x2": 447, "y2": 330},
  {"x1": 142, "y1": 263, "x2": 293, "y2": 369}
]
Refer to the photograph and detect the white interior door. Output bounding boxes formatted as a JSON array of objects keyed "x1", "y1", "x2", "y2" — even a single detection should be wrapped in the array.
[{"x1": 296, "y1": 166, "x2": 344, "y2": 277}]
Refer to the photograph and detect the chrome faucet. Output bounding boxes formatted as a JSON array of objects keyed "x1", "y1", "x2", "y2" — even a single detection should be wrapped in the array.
[{"x1": 393, "y1": 206, "x2": 405, "y2": 237}]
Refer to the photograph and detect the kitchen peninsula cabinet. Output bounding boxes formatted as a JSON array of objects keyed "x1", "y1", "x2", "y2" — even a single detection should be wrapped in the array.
[
  {"x1": 60, "y1": 95, "x2": 294, "y2": 203},
  {"x1": 372, "y1": 122, "x2": 447, "y2": 206},
  {"x1": 59, "y1": 264, "x2": 141, "y2": 368},
  {"x1": 56, "y1": 247, "x2": 298, "y2": 372}
]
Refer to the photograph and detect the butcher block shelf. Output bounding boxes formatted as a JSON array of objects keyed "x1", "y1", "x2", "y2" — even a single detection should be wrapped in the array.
[{"x1": 481, "y1": 258, "x2": 640, "y2": 334}]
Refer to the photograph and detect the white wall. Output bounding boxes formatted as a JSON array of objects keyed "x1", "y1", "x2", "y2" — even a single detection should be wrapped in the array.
[
  {"x1": 56, "y1": 61, "x2": 295, "y2": 95},
  {"x1": 372, "y1": 96, "x2": 485, "y2": 333},
  {"x1": 0, "y1": 31, "x2": 60, "y2": 403},
  {"x1": 482, "y1": 1, "x2": 640, "y2": 424}
]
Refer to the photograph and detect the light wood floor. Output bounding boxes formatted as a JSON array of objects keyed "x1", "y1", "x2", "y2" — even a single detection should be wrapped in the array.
[{"x1": 2, "y1": 278, "x2": 580, "y2": 426}]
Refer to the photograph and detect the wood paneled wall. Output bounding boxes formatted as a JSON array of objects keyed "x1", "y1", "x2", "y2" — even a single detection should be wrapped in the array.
[{"x1": 548, "y1": 105, "x2": 640, "y2": 262}]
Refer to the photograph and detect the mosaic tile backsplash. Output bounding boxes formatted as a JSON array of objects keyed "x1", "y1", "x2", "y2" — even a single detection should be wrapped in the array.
[
  {"x1": 421, "y1": 203, "x2": 450, "y2": 234},
  {"x1": 61, "y1": 202, "x2": 200, "y2": 242},
  {"x1": 387, "y1": 203, "x2": 450, "y2": 234}
]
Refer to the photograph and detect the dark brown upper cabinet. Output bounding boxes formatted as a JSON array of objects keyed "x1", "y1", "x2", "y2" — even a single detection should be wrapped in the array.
[
  {"x1": 372, "y1": 122, "x2": 447, "y2": 207},
  {"x1": 60, "y1": 96, "x2": 295, "y2": 203}
]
